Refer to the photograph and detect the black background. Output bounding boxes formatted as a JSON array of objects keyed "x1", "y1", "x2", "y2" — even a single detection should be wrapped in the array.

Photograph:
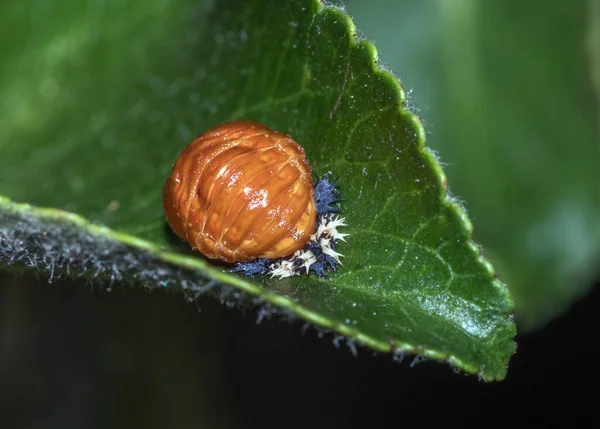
[{"x1": 0, "y1": 273, "x2": 598, "y2": 429}]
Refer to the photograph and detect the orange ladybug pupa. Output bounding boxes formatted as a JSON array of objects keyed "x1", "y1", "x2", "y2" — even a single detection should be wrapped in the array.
[
  {"x1": 163, "y1": 120, "x2": 348, "y2": 279},
  {"x1": 163, "y1": 120, "x2": 317, "y2": 263}
]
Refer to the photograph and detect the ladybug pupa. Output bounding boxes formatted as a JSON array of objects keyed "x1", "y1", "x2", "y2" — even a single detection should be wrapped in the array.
[{"x1": 163, "y1": 120, "x2": 348, "y2": 279}]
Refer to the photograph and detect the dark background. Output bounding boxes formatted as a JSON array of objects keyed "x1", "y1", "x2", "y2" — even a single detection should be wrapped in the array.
[{"x1": 1, "y1": 273, "x2": 597, "y2": 429}]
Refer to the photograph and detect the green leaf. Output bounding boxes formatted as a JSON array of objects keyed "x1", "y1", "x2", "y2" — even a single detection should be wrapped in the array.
[
  {"x1": 345, "y1": 0, "x2": 600, "y2": 331},
  {"x1": 0, "y1": 0, "x2": 515, "y2": 380}
]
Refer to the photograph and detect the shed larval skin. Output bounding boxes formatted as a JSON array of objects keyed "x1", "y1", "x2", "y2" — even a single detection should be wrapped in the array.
[{"x1": 163, "y1": 120, "x2": 317, "y2": 263}]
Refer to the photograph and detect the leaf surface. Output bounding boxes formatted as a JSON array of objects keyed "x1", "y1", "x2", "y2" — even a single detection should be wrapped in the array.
[{"x1": 0, "y1": 0, "x2": 515, "y2": 379}]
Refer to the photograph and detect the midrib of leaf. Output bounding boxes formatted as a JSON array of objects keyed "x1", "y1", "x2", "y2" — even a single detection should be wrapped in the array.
[{"x1": 0, "y1": 194, "x2": 506, "y2": 378}]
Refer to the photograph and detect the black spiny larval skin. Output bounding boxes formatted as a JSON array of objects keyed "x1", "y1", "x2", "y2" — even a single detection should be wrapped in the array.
[
  {"x1": 314, "y1": 174, "x2": 341, "y2": 214},
  {"x1": 230, "y1": 174, "x2": 348, "y2": 279}
]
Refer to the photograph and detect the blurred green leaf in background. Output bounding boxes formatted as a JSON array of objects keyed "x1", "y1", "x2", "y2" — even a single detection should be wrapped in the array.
[{"x1": 345, "y1": 0, "x2": 600, "y2": 330}]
